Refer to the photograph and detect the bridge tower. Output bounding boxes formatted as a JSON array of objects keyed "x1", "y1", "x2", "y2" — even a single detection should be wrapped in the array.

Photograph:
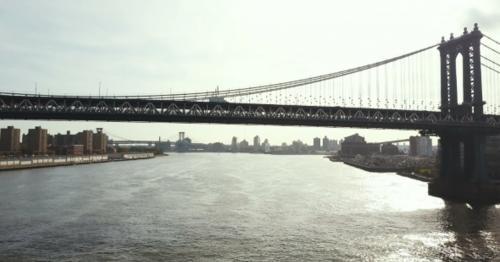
[
  {"x1": 429, "y1": 24, "x2": 499, "y2": 205},
  {"x1": 439, "y1": 23, "x2": 484, "y2": 119}
]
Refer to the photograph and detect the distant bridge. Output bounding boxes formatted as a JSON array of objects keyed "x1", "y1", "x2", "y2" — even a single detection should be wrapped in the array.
[
  {"x1": 374, "y1": 139, "x2": 410, "y2": 145},
  {"x1": 109, "y1": 140, "x2": 161, "y2": 146}
]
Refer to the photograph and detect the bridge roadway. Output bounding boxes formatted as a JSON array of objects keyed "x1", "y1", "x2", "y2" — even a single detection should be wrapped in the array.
[{"x1": 1, "y1": 93, "x2": 500, "y2": 133}]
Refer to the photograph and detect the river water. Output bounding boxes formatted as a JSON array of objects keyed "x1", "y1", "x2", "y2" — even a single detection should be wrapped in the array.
[{"x1": 0, "y1": 153, "x2": 499, "y2": 261}]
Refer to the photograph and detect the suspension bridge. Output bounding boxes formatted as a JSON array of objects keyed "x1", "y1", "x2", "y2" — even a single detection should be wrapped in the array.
[
  {"x1": 1, "y1": 27, "x2": 499, "y2": 131},
  {"x1": 1, "y1": 24, "x2": 500, "y2": 204}
]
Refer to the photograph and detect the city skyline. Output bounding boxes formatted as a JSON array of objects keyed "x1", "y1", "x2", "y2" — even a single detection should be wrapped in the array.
[
  {"x1": 1, "y1": 1, "x2": 499, "y2": 143},
  {"x1": 0, "y1": 124, "x2": 416, "y2": 148},
  {"x1": 1, "y1": 120, "x2": 423, "y2": 145}
]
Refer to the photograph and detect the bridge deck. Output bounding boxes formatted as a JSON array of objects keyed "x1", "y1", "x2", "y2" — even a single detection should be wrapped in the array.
[{"x1": 1, "y1": 94, "x2": 500, "y2": 133}]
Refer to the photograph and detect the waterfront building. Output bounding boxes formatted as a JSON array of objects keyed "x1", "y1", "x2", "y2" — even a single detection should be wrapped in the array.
[
  {"x1": 208, "y1": 142, "x2": 225, "y2": 152},
  {"x1": 0, "y1": 126, "x2": 21, "y2": 155},
  {"x1": 47, "y1": 134, "x2": 55, "y2": 148},
  {"x1": 231, "y1": 136, "x2": 238, "y2": 152},
  {"x1": 53, "y1": 130, "x2": 93, "y2": 155},
  {"x1": 262, "y1": 139, "x2": 271, "y2": 153},
  {"x1": 409, "y1": 136, "x2": 432, "y2": 157},
  {"x1": 239, "y1": 140, "x2": 250, "y2": 152},
  {"x1": 313, "y1": 137, "x2": 321, "y2": 151},
  {"x1": 291, "y1": 140, "x2": 307, "y2": 154},
  {"x1": 344, "y1": 133, "x2": 365, "y2": 144},
  {"x1": 52, "y1": 131, "x2": 69, "y2": 155},
  {"x1": 174, "y1": 132, "x2": 191, "y2": 152},
  {"x1": 253, "y1": 135, "x2": 261, "y2": 152},
  {"x1": 381, "y1": 143, "x2": 400, "y2": 155},
  {"x1": 23, "y1": 126, "x2": 48, "y2": 155},
  {"x1": 340, "y1": 133, "x2": 379, "y2": 157},
  {"x1": 54, "y1": 131, "x2": 76, "y2": 147},
  {"x1": 158, "y1": 140, "x2": 171, "y2": 152},
  {"x1": 327, "y1": 139, "x2": 339, "y2": 152},
  {"x1": 322, "y1": 136, "x2": 329, "y2": 150},
  {"x1": 66, "y1": 144, "x2": 84, "y2": 155},
  {"x1": 93, "y1": 128, "x2": 108, "y2": 154},
  {"x1": 178, "y1": 132, "x2": 185, "y2": 142},
  {"x1": 76, "y1": 130, "x2": 93, "y2": 154}
]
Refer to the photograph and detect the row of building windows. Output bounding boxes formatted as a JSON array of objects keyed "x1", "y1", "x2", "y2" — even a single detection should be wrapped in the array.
[{"x1": 0, "y1": 126, "x2": 108, "y2": 156}]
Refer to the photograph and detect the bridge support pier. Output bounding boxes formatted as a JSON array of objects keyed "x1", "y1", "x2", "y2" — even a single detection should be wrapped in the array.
[
  {"x1": 428, "y1": 131, "x2": 500, "y2": 205},
  {"x1": 429, "y1": 24, "x2": 500, "y2": 205}
]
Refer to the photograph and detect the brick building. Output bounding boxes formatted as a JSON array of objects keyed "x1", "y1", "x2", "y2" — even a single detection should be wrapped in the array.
[
  {"x1": 92, "y1": 128, "x2": 108, "y2": 154},
  {"x1": 23, "y1": 126, "x2": 48, "y2": 155},
  {"x1": 0, "y1": 126, "x2": 21, "y2": 155},
  {"x1": 76, "y1": 130, "x2": 93, "y2": 154},
  {"x1": 340, "y1": 133, "x2": 380, "y2": 157}
]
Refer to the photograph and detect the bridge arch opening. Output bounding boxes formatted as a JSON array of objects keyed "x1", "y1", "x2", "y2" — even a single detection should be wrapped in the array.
[{"x1": 456, "y1": 53, "x2": 464, "y2": 105}]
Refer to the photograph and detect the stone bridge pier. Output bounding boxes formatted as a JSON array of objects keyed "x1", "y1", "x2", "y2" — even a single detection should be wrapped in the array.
[{"x1": 428, "y1": 130, "x2": 500, "y2": 205}]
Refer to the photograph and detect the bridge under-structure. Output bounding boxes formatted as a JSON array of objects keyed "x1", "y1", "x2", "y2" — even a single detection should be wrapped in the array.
[
  {"x1": 374, "y1": 139, "x2": 410, "y2": 144},
  {"x1": 109, "y1": 140, "x2": 160, "y2": 146},
  {"x1": 1, "y1": 24, "x2": 500, "y2": 204}
]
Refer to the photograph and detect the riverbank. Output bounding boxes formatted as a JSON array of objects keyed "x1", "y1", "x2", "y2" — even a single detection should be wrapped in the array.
[
  {"x1": 342, "y1": 159, "x2": 409, "y2": 172},
  {"x1": 0, "y1": 153, "x2": 157, "y2": 171},
  {"x1": 396, "y1": 171, "x2": 433, "y2": 182},
  {"x1": 109, "y1": 152, "x2": 157, "y2": 161},
  {"x1": 328, "y1": 154, "x2": 436, "y2": 182}
]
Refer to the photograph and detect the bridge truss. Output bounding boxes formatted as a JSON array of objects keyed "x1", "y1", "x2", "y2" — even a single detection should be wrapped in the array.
[{"x1": 1, "y1": 94, "x2": 500, "y2": 133}]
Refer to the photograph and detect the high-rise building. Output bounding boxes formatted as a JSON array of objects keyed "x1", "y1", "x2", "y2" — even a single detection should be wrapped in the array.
[
  {"x1": 231, "y1": 136, "x2": 238, "y2": 152},
  {"x1": 409, "y1": 136, "x2": 432, "y2": 157},
  {"x1": 322, "y1": 136, "x2": 330, "y2": 150},
  {"x1": 0, "y1": 126, "x2": 21, "y2": 155},
  {"x1": 328, "y1": 139, "x2": 339, "y2": 152},
  {"x1": 262, "y1": 139, "x2": 271, "y2": 153},
  {"x1": 93, "y1": 128, "x2": 108, "y2": 154},
  {"x1": 23, "y1": 126, "x2": 48, "y2": 155},
  {"x1": 239, "y1": 140, "x2": 250, "y2": 152},
  {"x1": 253, "y1": 135, "x2": 261, "y2": 152},
  {"x1": 313, "y1": 137, "x2": 321, "y2": 151},
  {"x1": 291, "y1": 140, "x2": 307, "y2": 154},
  {"x1": 54, "y1": 131, "x2": 76, "y2": 147},
  {"x1": 53, "y1": 131, "x2": 77, "y2": 155},
  {"x1": 76, "y1": 130, "x2": 93, "y2": 154}
]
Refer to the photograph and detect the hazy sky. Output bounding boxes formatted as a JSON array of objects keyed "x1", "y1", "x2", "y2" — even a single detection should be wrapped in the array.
[{"x1": 1, "y1": 0, "x2": 499, "y2": 144}]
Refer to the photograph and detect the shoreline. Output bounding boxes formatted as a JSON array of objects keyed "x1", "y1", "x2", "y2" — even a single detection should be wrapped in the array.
[
  {"x1": 396, "y1": 171, "x2": 433, "y2": 182},
  {"x1": 342, "y1": 159, "x2": 409, "y2": 173},
  {"x1": 0, "y1": 153, "x2": 158, "y2": 172},
  {"x1": 328, "y1": 155, "x2": 435, "y2": 182}
]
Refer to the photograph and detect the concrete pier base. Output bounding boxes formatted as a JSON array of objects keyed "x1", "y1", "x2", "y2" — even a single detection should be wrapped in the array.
[{"x1": 429, "y1": 179, "x2": 500, "y2": 206}]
